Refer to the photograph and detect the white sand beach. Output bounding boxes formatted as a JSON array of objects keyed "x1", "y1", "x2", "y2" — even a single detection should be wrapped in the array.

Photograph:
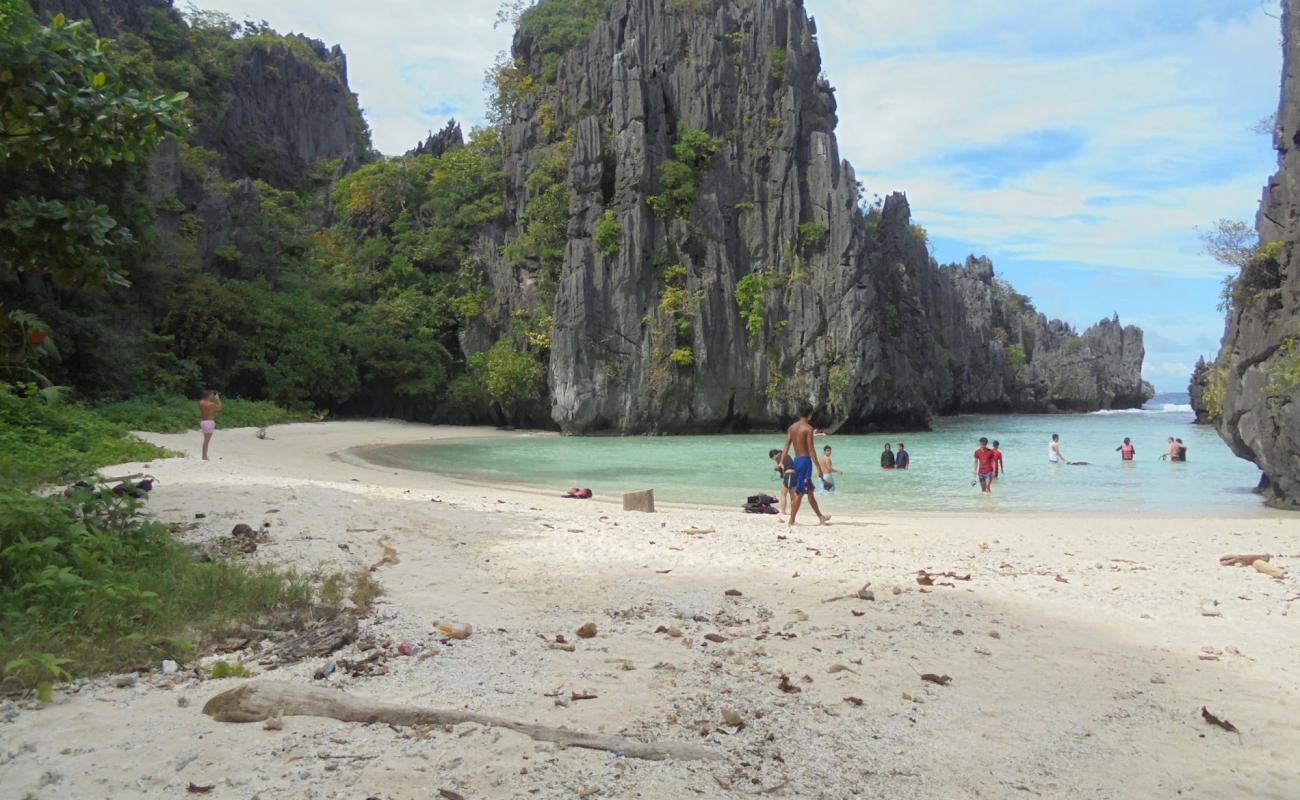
[{"x1": 2, "y1": 421, "x2": 1299, "y2": 799}]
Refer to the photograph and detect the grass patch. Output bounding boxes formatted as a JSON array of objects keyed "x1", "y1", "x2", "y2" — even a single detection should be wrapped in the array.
[
  {"x1": 96, "y1": 391, "x2": 312, "y2": 434},
  {"x1": 0, "y1": 487, "x2": 379, "y2": 690},
  {"x1": 0, "y1": 385, "x2": 167, "y2": 487}
]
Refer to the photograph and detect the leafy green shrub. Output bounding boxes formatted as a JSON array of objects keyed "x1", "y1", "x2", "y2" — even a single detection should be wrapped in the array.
[
  {"x1": 477, "y1": 338, "x2": 544, "y2": 422},
  {"x1": 799, "y1": 222, "x2": 829, "y2": 252},
  {"x1": 735, "y1": 272, "x2": 769, "y2": 340},
  {"x1": 0, "y1": 385, "x2": 166, "y2": 488},
  {"x1": 595, "y1": 208, "x2": 621, "y2": 257},
  {"x1": 670, "y1": 347, "x2": 695, "y2": 366},
  {"x1": 1006, "y1": 343, "x2": 1027, "y2": 370},
  {"x1": 649, "y1": 124, "x2": 722, "y2": 220},
  {"x1": 1061, "y1": 336, "x2": 1084, "y2": 356},
  {"x1": 828, "y1": 363, "x2": 850, "y2": 403},
  {"x1": 734, "y1": 201, "x2": 756, "y2": 212},
  {"x1": 0, "y1": 487, "x2": 376, "y2": 689},
  {"x1": 1202, "y1": 362, "x2": 1228, "y2": 421}
]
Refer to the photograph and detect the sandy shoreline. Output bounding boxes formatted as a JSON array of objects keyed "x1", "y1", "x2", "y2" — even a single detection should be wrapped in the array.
[{"x1": 2, "y1": 420, "x2": 1298, "y2": 799}]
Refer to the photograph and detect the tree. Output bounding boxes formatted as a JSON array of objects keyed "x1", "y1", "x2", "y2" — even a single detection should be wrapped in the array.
[{"x1": 0, "y1": 4, "x2": 190, "y2": 289}]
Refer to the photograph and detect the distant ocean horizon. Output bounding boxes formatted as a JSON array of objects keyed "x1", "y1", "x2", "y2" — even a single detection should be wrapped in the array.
[{"x1": 362, "y1": 391, "x2": 1271, "y2": 516}]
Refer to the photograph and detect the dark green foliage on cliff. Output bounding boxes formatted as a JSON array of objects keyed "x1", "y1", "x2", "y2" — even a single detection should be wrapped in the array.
[
  {"x1": 649, "y1": 124, "x2": 722, "y2": 220},
  {"x1": 515, "y1": 0, "x2": 614, "y2": 82}
]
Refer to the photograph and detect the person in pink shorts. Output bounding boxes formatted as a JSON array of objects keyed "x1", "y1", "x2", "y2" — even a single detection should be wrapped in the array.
[{"x1": 199, "y1": 390, "x2": 222, "y2": 460}]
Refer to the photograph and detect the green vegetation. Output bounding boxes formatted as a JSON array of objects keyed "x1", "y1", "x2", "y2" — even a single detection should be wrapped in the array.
[
  {"x1": 828, "y1": 363, "x2": 850, "y2": 404},
  {"x1": 0, "y1": 485, "x2": 379, "y2": 689},
  {"x1": 670, "y1": 347, "x2": 695, "y2": 366},
  {"x1": 735, "y1": 272, "x2": 770, "y2": 340},
  {"x1": 1006, "y1": 343, "x2": 1027, "y2": 370},
  {"x1": 96, "y1": 392, "x2": 310, "y2": 433},
  {"x1": 465, "y1": 338, "x2": 545, "y2": 424},
  {"x1": 1201, "y1": 219, "x2": 1288, "y2": 312},
  {"x1": 595, "y1": 208, "x2": 622, "y2": 258},
  {"x1": 514, "y1": 0, "x2": 614, "y2": 82},
  {"x1": 1264, "y1": 334, "x2": 1300, "y2": 401},
  {"x1": 768, "y1": 46, "x2": 788, "y2": 80},
  {"x1": 1201, "y1": 362, "x2": 1228, "y2": 421},
  {"x1": 0, "y1": 7, "x2": 190, "y2": 289},
  {"x1": 798, "y1": 222, "x2": 829, "y2": 253},
  {"x1": 505, "y1": 129, "x2": 574, "y2": 294},
  {"x1": 1061, "y1": 336, "x2": 1084, "y2": 356},
  {"x1": 0, "y1": 385, "x2": 167, "y2": 488},
  {"x1": 649, "y1": 124, "x2": 722, "y2": 221}
]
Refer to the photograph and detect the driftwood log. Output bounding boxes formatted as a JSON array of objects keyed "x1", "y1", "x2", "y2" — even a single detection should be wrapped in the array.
[
  {"x1": 272, "y1": 617, "x2": 358, "y2": 662},
  {"x1": 203, "y1": 681, "x2": 720, "y2": 762},
  {"x1": 1219, "y1": 554, "x2": 1271, "y2": 567}
]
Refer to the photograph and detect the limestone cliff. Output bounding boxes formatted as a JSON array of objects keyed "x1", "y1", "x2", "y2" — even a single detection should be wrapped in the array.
[
  {"x1": 1212, "y1": 1, "x2": 1300, "y2": 509},
  {"x1": 469, "y1": 0, "x2": 1151, "y2": 432}
]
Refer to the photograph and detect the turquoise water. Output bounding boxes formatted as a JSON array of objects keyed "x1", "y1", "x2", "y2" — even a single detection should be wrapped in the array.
[{"x1": 362, "y1": 395, "x2": 1271, "y2": 515}]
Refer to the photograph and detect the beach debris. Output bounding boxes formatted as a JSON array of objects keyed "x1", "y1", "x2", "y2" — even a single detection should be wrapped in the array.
[
  {"x1": 1253, "y1": 560, "x2": 1286, "y2": 578},
  {"x1": 186, "y1": 783, "x2": 216, "y2": 794},
  {"x1": 722, "y1": 708, "x2": 744, "y2": 727},
  {"x1": 336, "y1": 652, "x2": 387, "y2": 678},
  {"x1": 227, "y1": 523, "x2": 260, "y2": 554},
  {"x1": 893, "y1": 585, "x2": 904, "y2": 595},
  {"x1": 277, "y1": 617, "x2": 358, "y2": 661},
  {"x1": 844, "y1": 696, "x2": 864, "y2": 706},
  {"x1": 161, "y1": 659, "x2": 179, "y2": 674},
  {"x1": 920, "y1": 673, "x2": 953, "y2": 686},
  {"x1": 434, "y1": 621, "x2": 473, "y2": 640},
  {"x1": 369, "y1": 536, "x2": 400, "y2": 572},
  {"x1": 263, "y1": 711, "x2": 284, "y2": 731},
  {"x1": 550, "y1": 642, "x2": 576, "y2": 652},
  {"x1": 1220, "y1": 553, "x2": 1271, "y2": 567},
  {"x1": 827, "y1": 663, "x2": 857, "y2": 675},
  {"x1": 851, "y1": 610, "x2": 865, "y2": 617},
  {"x1": 203, "y1": 681, "x2": 722, "y2": 761},
  {"x1": 1055, "y1": 574, "x2": 1069, "y2": 584},
  {"x1": 438, "y1": 791, "x2": 466, "y2": 800},
  {"x1": 1201, "y1": 706, "x2": 1240, "y2": 734},
  {"x1": 178, "y1": 695, "x2": 191, "y2": 707},
  {"x1": 577, "y1": 623, "x2": 598, "y2": 639},
  {"x1": 571, "y1": 691, "x2": 599, "y2": 701},
  {"x1": 1200, "y1": 601, "x2": 1222, "y2": 617},
  {"x1": 682, "y1": 527, "x2": 716, "y2": 535},
  {"x1": 111, "y1": 674, "x2": 137, "y2": 688},
  {"x1": 917, "y1": 569, "x2": 970, "y2": 587},
  {"x1": 397, "y1": 641, "x2": 418, "y2": 656},
  {"x1": 704, "y1": 633, "x2": 728, "y2": 643},
  {"x1": 724, "y1": 589, "x2": 743, "y2": 597},
  {"x1": 777, "y1": 674, "x2": 802, "y2": 694},
  {"x1": 622, "y1": 489, "x2": 656, "y2": 513}
]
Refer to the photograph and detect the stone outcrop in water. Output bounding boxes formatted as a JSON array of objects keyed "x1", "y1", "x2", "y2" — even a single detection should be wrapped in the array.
[
  {"x1": 1210, "y1": 0, "x2": 1300, "y2": 509},
  {"x1": 468, "y1": 0, "x2": 1151, "y2": 432}
]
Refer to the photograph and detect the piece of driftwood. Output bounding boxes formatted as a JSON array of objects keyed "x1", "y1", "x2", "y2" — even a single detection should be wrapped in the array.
[
  {"x1": 203, "y1": 681, "x2": 719, "y2": 762},
  {"x1": 273, "y1": 617, "x2": 358, "y2": 662},
  {"x1": 1219, "y1": 554, "x2": 1271, "y2": 567},
  {"x1": 623, "y1": 489, "x2": 655, "y2": 513}
]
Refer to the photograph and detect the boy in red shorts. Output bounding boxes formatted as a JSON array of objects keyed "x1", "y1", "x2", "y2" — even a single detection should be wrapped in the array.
[{"x1": 973, "y1": 437, "x2": 997, "y2": 494}]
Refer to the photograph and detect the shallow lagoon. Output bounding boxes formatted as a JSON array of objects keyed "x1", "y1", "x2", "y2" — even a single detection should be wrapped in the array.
[{"x1": 363, "y1": 395, "x2": 1269, "y2": 515}]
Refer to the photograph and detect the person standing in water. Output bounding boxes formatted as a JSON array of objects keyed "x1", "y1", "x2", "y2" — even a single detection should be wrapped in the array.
[
  {"x1": 894, "y1": 442, "x2": 909, "y2": 470},
  {"x1": 1160, "y1": 436, "x2": 1177, "y2": 460},
  {"x1": 1048, "y1": 433, "x2": 1064, "y2": 464},
  {"x1": 779, "y1": 403, "x2": 830, "y2": 529},
  {"x1": 880, "y1": 442, "x2": 896, "y2": 469},
  {"x1": 1116, "y1": 437, "x2": 1136, "y2": 461},
  {"x1": 1174, "y1": 438, "x2": 1188, "y2": 462},
  {"x1": 821, "y1": 445, "x2": 840, "y2": 492},
  {"x1": 974, "y1": 437, "x2": 997, "y2": 494},
  {"x1": 991, "y1": 440, "x2": 1005, "y2": 478},
  {"x1": 199, "y1": 390, "x2": 222, "y2": 461}
]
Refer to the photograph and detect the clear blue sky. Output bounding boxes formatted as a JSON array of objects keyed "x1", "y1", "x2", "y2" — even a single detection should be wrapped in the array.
[{"x1": 198, "y1": 0, "x2": 1284, "y2": 392}]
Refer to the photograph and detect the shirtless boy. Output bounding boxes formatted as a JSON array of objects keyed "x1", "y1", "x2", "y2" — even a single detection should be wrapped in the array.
[
  {"x1": 199, "y1": 390, "x2": 222, "y2": 461},
  {"x1": 821, "y1": 445, "x2": 840, "y2": 492},
  {"x1": 778, "y1": 403, "x2": 830, "y2": 529}
]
